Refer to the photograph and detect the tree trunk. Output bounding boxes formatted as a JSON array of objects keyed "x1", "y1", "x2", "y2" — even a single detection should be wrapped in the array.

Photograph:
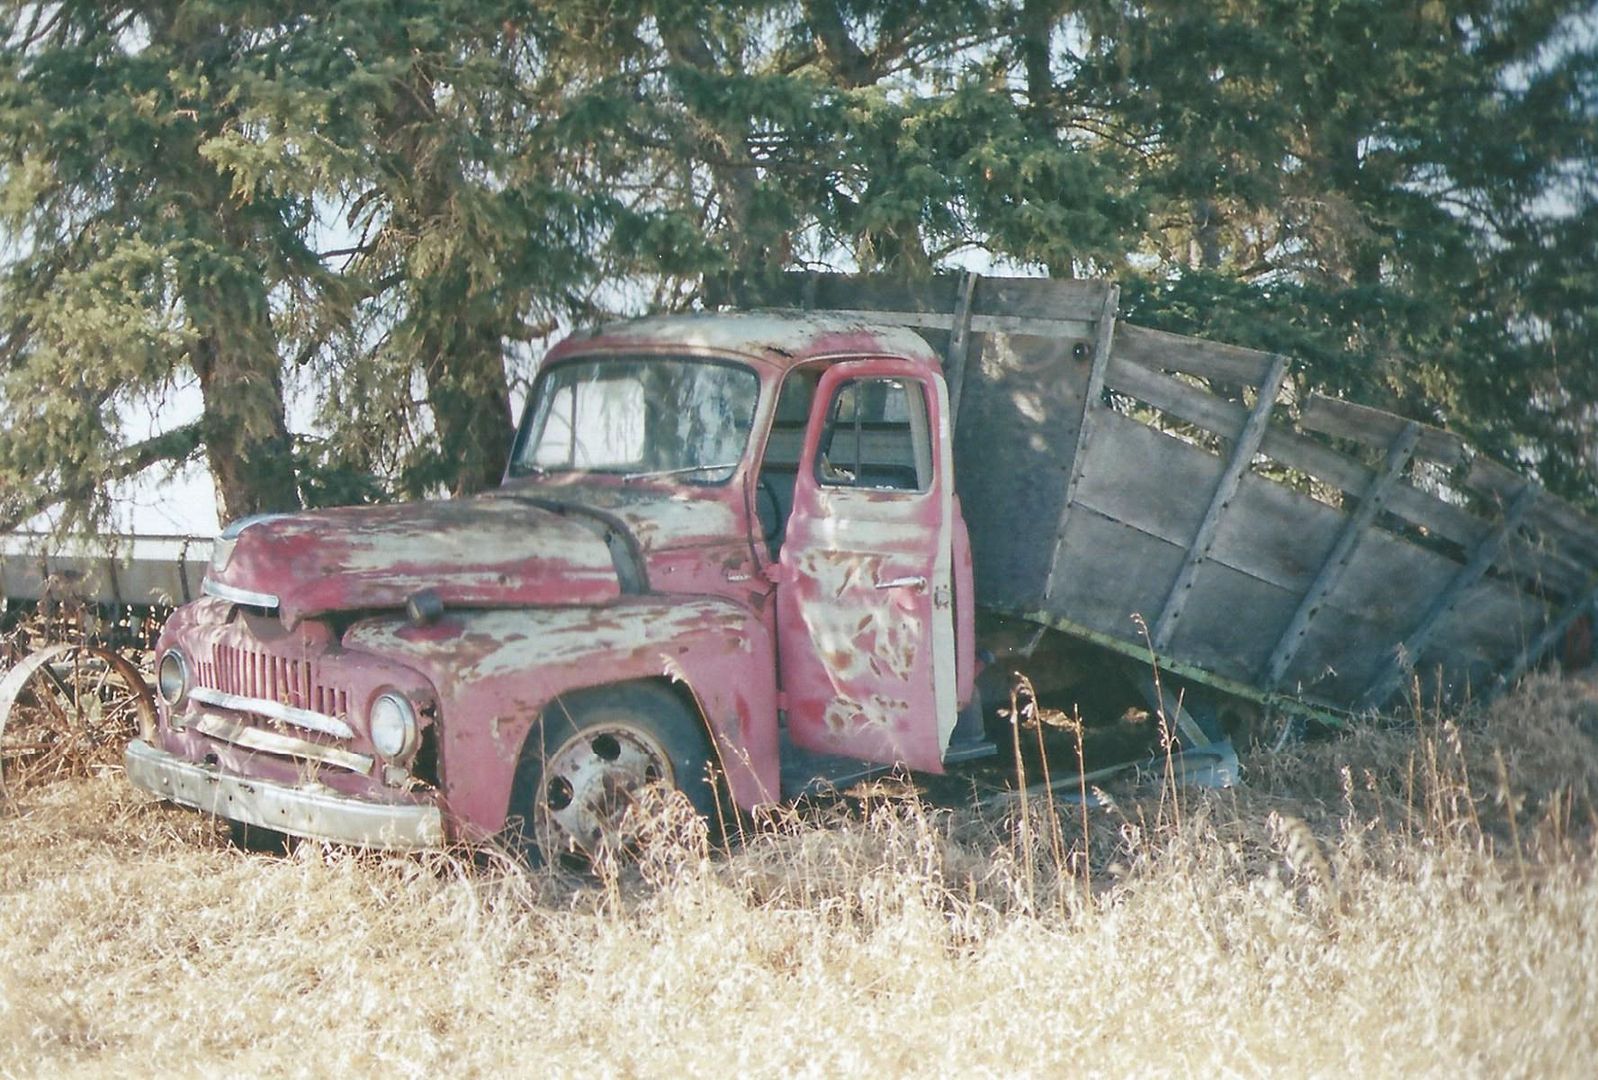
[
  {"x1": 420, "y1": 311, "x2": 515, "y2": 496},
  {"x1": 1194, "y1": 198, "x2": 1223, "y2": 270},
  {"x1": 368, "y1": 49, "x2": 516, "y2": 497},
  {"x1": 191, "y1": 325, "x2": 300, "y2": 522}
]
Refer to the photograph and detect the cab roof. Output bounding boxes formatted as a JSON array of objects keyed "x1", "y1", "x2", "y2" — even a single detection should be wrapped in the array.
[{"x1": 545, "y1": 310, "x2": 946, "y2": 375}]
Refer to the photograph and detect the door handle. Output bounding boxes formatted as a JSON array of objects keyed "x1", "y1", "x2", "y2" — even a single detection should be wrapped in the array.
[{"x1": 874, "y1": 575, "x2": 928, "y2": 591}]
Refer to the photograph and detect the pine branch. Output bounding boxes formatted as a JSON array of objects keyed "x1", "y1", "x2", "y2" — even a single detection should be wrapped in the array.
[
  {"x1": 0, "y1": 422, "x2": 205, "y2": 533},
  {"x1": 801, "y1": 0, "x2": 875, "y2": 88}
]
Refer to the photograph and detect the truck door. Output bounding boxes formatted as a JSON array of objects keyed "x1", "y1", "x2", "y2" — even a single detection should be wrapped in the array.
[{"x1": 775, "y1": 358, "x2": 958, "y2": 772}]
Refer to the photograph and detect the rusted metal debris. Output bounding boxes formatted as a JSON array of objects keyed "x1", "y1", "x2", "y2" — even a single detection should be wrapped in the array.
[{"x1": 0, "y1": 642, "x2": 156, "y2": 805}]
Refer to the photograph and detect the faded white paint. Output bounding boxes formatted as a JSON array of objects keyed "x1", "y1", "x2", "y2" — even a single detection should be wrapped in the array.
[
  {"x1": 345, "y1": 597, "x2": 754, "y2": 688},
  {"x1": 562, "y1": 487, "x2": 743, "y2": 551},
  {"x1": 568, "y1": 312, "x2": 945, "y2": 369}
]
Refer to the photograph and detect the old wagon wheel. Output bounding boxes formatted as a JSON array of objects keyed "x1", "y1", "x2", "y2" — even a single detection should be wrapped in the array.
[{"x1": 0, "y1": 644, "x2": 157, "y2": 803}]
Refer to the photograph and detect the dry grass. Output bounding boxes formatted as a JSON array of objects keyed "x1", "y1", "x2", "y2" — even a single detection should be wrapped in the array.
[{"x1": 3, "y1": 675, "x2": 1598, "y2": 1077}]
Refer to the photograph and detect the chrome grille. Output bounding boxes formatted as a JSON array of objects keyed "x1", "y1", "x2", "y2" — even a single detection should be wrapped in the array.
[{"x1": 197, "y1": 644, "x2": 351, "y2": 723}]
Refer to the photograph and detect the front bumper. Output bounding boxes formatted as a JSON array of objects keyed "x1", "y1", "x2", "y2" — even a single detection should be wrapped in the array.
[{"x1": 125, "y1": 739, "x2": 445, "y2": 851}]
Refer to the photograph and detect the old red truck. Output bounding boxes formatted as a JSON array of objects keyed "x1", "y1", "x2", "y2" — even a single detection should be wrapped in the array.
[
  {"x1": 126, "y1": 310, "x2": 990, "y2": 858},
  {"x1": 118, "y1": 274, "x2": 1598, "y2": 859}
]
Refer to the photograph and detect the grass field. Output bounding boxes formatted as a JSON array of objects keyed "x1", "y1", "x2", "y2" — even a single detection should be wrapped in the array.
[{"x1": 3, "y1": 675, "x2": 1597, "y2": 1077}]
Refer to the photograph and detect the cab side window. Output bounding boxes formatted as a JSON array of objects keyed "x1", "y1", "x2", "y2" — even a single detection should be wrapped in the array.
[{"x1": 816, "y1": 377, "x2": 932, "y2": 493}]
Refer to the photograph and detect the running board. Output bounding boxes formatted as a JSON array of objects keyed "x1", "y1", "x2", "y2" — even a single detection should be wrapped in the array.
[
  {"x1": 778, "y1": 735, "x2": 889, "y2": 800},
  {"x1": 941, "y1": 738, "x2": 998, "y2": 765},
  {"x1": 777, "y1": 735, "x2": 999, "y2": 799}
]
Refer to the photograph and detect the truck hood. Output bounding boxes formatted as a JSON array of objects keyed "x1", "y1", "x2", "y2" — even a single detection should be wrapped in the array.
[
  {"x1": 204, "y1": 498, "x2": 623, "y2": 624},
  {"x1": 537, "y1": 485, "x2": 741, "y2": 552}
]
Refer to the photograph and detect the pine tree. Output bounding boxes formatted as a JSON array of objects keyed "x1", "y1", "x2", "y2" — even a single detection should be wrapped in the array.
[
  {"x1": 2, "y1": 0, "x2": 1591, "y2": 528},
  {"x1": 0, "y1": 2, "x2": 312, "y2": 526}
]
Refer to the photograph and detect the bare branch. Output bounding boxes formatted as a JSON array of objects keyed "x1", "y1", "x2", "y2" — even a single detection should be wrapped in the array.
[
  {"x1": 801, "y1": 0, "x2": 874, "y2": 88},
  {"x1": 0, "y1": 421, "x2": 206, "y2": 533}
]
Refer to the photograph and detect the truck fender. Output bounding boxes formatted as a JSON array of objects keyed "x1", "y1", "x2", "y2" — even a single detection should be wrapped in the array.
[{"x1": 341, "y1": 596, "x2": 779, "y2": 841}]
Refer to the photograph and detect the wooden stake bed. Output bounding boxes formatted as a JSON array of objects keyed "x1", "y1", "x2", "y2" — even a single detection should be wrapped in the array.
[{"x1": 722, "y1": 272, "x2": 1598, "y2": 719}]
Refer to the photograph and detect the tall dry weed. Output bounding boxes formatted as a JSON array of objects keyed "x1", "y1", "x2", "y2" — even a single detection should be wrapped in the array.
[{"x1": 2, "y1": 674, "x2": 1596, "y2": 1075}]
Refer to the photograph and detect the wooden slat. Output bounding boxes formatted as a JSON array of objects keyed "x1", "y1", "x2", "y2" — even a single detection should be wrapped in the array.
[
  {"x1": 810, "y1": 308, "x2": 1094, "y2": 341},
  {"x1": 1159, "y1": 560, "x2": 1320, "y2": 683},
  {"x1": 1313, "y1": 530, "x2": 1463, "y2": 628},
  {"x1": 943, "y1": 271, "x2": 980, "y2": 426},
  {"x1": 1465, "y1": 454, "x2": 1531, "y2": 502},
  {"x1": 730, "y1": 272, "x2": 1110, "y2": 325},
  {"x1": 1363, "y1": 482, "x2": 1540, "y2": 707},
  {"x1": 1299, "y1": 395, "x2": 1468, "y2": 467},
  {"x1": 1106, "y1": 352, "x2": 1237, "y2": 434},
  {"x1": 1261, "y1": 422, "x2": 1423, "y2": 691},
  {"x1": 1114, "y1": 323, "x2": 1277, "y2": 386},
  {"x1": 799, "y1": 274, "x2": 961, "y2": 313},
  {"x1": 1468, "y1": 455, "x2": 1598, "y2": 566},
  {"x1": 1345, "y1": 462, "x2": 1586, "y2": 596},
  {"x1": 1044, "y1": 508, "x2": 1188, "y2": 643},
  {"x1": 1263, "y1": 538, "x2": 1466, "y2": 703},
  {"x1": 1408, "y1": 577, "x2": 1552, "y2": 701},
  {"x1": 1043, "y1": 285, "x2": 1120, "y2": 602},
  {"x1": 1492, "y1": 580, "x2": 1598, "y2": 694},
  {"x1": 1150, "y1": 355, "x2": 1291, "y2": 652},
  {"x1": 1279, "y1": 526, "x2": 1546, "y2": 707},
  {"x1": 1033, "y1": 487, "x2": 1539, "y2": 718},
  {"x1": 1070, "y1": 409, "x2": 1343, "y2": 596},
  {"x1": 968, "y1": 313, "x2": 1096, "y2": 339},
  {"x1": 1108, "y1": 353, "x2": 1589, "y2": 597},
  {"x1": 1488, "y1": 528, "x2": 1593, "y2": 603},
  {"x1": 1046, "y1": 492, "x2": 1459, "y2": 700},
  {"x1": 1451, "y1": 456, "x2": 1598, "y2": 592},
  {"x1": 969, "y1": 277, "x2": 1110, "y2": 323},
  {"x1": 1257, "y1": 607, "x2": 1406, "y2": 702}
]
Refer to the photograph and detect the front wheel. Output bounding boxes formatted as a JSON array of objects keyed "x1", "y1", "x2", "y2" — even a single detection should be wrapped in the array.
[{"x1": 506, "y1": 684, "x2": 717, "y2": 868}]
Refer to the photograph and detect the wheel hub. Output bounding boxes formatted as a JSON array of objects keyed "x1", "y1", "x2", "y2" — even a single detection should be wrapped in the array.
[{"x1": 538, "y1": 723, "x2": 674, "y2": 860}]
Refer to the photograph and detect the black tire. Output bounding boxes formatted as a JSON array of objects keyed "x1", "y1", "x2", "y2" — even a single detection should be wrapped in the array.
[{"x1": 506, "y1": 683, "x2": 717, "y2": 868}]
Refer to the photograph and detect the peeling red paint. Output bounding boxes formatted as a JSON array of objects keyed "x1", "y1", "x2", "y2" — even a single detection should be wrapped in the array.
[
  {"x1": 134, "y1": 312, "x2": 970, "y2": 852},
  {"x1": 342, "y1": 597, "x2": 778, "y2": 838},
  {"x1": 775, "y1": 358, "x2": 960, "y2": 772},
  {"x1": 209, "y1": 498, "x2": 620, "y2": 624}
]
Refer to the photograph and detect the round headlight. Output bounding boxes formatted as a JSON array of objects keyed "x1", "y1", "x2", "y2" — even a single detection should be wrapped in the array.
[
  {"x1": 157, "y1": 649, "x2": 189, "y2": 706},
  {"x1": 368, "y1": 692, "x2": 418, "y2": 760}
]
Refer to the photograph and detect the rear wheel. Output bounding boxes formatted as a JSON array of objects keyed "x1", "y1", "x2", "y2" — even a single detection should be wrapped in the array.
[{"x1": 507, "y1": 684, "x2": 717, "y2": 868}]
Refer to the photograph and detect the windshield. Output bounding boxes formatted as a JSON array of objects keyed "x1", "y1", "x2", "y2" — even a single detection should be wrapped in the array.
[{"x1": 510, "y1": 356, "x2": 761, "y2": 483}]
